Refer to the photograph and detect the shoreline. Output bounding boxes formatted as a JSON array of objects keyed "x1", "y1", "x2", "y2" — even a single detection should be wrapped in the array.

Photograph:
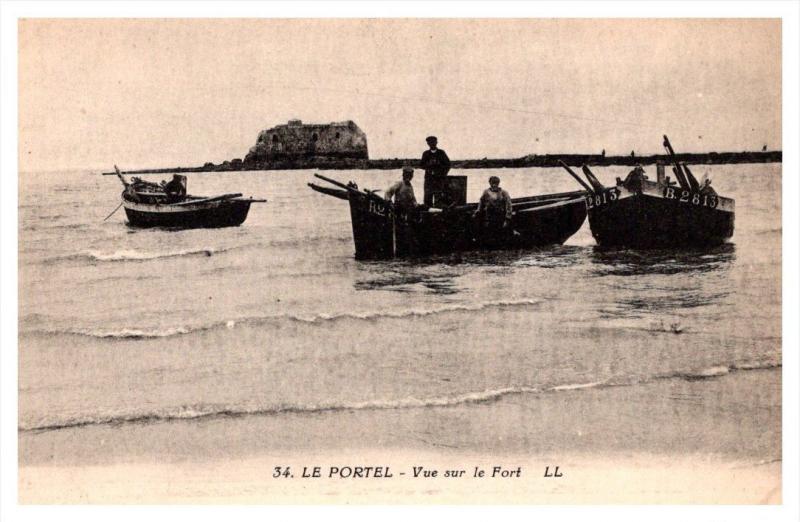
[
  {"x1": 19, "y1": 366, "x2": 781, "y2": 503},
  {"x1": 108, "y1": 150, "x2": 782, "y2": 175}
]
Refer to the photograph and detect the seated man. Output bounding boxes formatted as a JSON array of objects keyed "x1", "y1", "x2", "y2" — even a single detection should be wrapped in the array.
[
  {"x1": 699, "y1": 178, "x2": 717, "y2": 195},
  {"x1": 385, "y1": 167, "x2": 418, "y2": 212},
  {"x1": 162, "y1": 174, "x2": 187, "y2": 202},
  {"x1": 622, "y1": 165, "x2": 647, "y2": 192}
]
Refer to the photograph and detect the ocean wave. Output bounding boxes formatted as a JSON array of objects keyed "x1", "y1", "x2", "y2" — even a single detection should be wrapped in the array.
[
  {"x1": 71, "y1": 326, "x2": 193, "y2": 339},
  {"x1": 281, "y1": 299, "x2": 543, "y2": 324},
  {"x1": 549, "y1": 381, "x2": 606, "y2": 391},
  {"x1": 49, "y1": 246, "x2": 224, "y2": 264},
  {"x1": 20, "y1": 386, "x2": 541, "y2": 432},
  {"x1": 41, "y1": 235, "x2": 349, "y2": 265},
  {"x1": 22, "y1": 222, "x2": 89, "y2": 233},
  {"x1": 22, "y1": 298, "x2": 544, "y2": 340},
  {"x1": 19, "y1": 360, "x2": 781, "y2": 433},
  {"x1": 660, "y1": 360, "x2": 781, "y2": 382}
]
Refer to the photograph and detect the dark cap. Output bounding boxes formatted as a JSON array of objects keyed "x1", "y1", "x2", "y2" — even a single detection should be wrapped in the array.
[
  {"x1": 402, "y1": 167, "x2": 414, "y2": 175},
  {"x1": 426, "y1": 136, "x2": 438, "y2": 143},
  {"x1": 489, "y1": 176, "x2": 500, "y2": 184}
]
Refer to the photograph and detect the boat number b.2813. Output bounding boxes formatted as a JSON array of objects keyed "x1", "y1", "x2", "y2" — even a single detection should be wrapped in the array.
[
  {"x1": 663, "y1": 187, "x2": 718, "y2": 209},
  {"x1": 585, "y1": 188, "x2": 620, "y2": 210}
]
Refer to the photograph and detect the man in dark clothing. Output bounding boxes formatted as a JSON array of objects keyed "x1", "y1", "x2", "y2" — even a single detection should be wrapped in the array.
[
  {"x1": 420, "y1": 136, "x2": 451, "y2": 208},
  {"x1": 622, "y1": 165, "x2": 647, "y2": 193},
  {"x1": 162, "y1": 174, "x2": 187, "y2": 202}
]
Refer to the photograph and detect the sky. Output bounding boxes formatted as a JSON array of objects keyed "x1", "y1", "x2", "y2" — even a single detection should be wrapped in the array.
[{"x1": 18, "y1": 18, "x2": 781, "y2": 171}]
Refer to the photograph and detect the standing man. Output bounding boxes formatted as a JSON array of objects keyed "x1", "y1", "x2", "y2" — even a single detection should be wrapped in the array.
[
  {"x1": 474, "y1": 176, "x2": 513, "y2": 236},
  {"x1": 420, "y1": 136, "x2": 451, "y2": 207},
  {"x1": 385, "y1": 167, "x2": 418, "y2": 212},
  {"x1": 385, "y1": 167, "x2": 419, "y2": 256}
]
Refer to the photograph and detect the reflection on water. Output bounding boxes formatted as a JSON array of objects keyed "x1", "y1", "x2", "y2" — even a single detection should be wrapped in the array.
[
  {"x1": 616, "y1": 289, "x2": 732, "y2": 313},
  {"x1": 353, "y1": 269, "x2": 462, "y2": 294},
  {"x1": 352, "y1": 245, "x2": 585, "y2": 293},
  {"x1": 589, "y1": 243, "x2": 736, "y2": 277},
  {"x1": 590, "y1": 243, "x2": 736, "y2": 319}
]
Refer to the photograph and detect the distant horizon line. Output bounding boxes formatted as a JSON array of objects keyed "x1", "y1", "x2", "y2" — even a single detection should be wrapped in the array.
[{"x1": 18, "y1": 147, "x2": 783, "y2": 175}]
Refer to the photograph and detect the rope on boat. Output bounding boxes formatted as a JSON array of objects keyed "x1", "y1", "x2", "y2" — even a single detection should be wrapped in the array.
[{"x1": 103, "y1": 201, "x2": 125, "y2": 222}]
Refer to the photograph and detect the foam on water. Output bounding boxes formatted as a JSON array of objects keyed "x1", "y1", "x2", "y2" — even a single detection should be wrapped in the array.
[{"x1": 19, "y1": 360, "x2": 780, "y2": 433}]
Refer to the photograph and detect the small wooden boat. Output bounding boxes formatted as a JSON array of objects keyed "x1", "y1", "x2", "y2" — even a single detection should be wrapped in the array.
[
  {"x1": 309, "y1": 174, "x2": 588, "y2": 260},
  {"x1": 109, "y1": 169, "x2": 266, "y2": 228},
  {"x1": 571, "y1": 137, "x2": 735, "y2": 248}
]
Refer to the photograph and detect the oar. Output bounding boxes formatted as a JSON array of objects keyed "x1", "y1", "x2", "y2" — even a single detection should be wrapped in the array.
[
  {"x1": 681, "y1": 163, "x2": 700, "y2": 191},
  {"x1": 113, "y1": 165, "x2": 129, "y2": 188},
  {"x1": 170, "y1": 193, "x2": 242, "y2": 206},
  {"x1": 581, "y1": 165, "x2": 606, "y2": 192},
  {"x1": 314, "y1": 173, "x2": 387, "y2": 203},
  {"x1": 557, "y1": 160, "x2": 593, "y2": 193},
  {"x1": 103, "y1": 201, "x2": 124, "y2": 222},
  {"x1": 662, "y1": 135, "x2": 691, "y2": 190},
  {"x1": 314, "y1": 173, "x2": 352, "y2": 190}
]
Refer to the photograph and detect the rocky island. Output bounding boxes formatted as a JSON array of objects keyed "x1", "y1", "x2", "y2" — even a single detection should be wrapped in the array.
[{"x1": 113, "y1": 119, "x2": 782, "y2": 175}]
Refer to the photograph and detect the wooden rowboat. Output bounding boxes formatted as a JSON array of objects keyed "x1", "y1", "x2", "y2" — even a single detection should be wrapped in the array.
[
  {"x1": 109, "y1": 169, "x2": 266, "y2": 228},
  {"x1": 122, "y1": 193, "x2": 265, "y2": 228},
  {"x1": 309, "y1": 174, "x2": 588, "y2": 260}
]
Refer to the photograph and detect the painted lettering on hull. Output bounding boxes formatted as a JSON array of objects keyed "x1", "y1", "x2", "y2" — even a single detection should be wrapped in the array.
[
  {"x1": 585, "y1": 188, "x2": 620, "y2": 210},
  {"x1": 663, "y1": 187, "x2": 718, "y2": 209},
  {"x1": 368, "y1": 199, "x2": 389, "y2": 217}
]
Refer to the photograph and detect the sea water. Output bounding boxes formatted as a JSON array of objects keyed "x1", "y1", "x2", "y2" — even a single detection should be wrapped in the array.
[{"x1": 18, "y1": 165, "x2": 781, "y2": 442}]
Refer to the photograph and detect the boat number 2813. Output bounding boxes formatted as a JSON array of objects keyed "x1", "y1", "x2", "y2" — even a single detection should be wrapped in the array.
[
  {"x1": 663, "y1": 187, "x2": 718, "y2": 209},
  {"x1": 585, "y1": 189, "x2": 619, "y2": 210}
]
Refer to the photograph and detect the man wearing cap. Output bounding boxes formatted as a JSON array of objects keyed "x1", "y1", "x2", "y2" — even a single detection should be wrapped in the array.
[
  {"x1": 474, "y1": 176, "x2": 513, "y2": 237},
  {"x1": 420, "y1": 136, "x2": 451, "y2": 207},
  {"x1": 385, "y1": 167, "x2": 418, "y2": 212}
]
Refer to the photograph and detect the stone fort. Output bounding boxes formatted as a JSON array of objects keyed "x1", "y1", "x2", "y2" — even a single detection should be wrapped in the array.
[{"x1": 245, "y1": 119, "x2": 369, "y2": 163}]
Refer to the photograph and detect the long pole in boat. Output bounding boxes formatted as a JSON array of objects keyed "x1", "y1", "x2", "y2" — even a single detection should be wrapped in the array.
[
  {"x1": 581, "y1": 165, "x2": 606, "y2": 192},
  {"x1": 662, "y1": 135, "x2": 693, "y2": 191},
  {"x1": 114, "y1": 165, "x2": 129, "y2": 188},
  {"x1": 313, "y1": 173, "x2": 388, "y2": 203},
  {"x1": 557, "y1": 160, "x2": 594, "y2": 193},
  {"x1": 680, "y1": 162, "x2": 701, "y2": 191}
]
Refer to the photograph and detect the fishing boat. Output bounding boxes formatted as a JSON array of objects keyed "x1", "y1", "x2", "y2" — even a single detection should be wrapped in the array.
[
  {"x1": 107, "y1": 168, "x2": 266, "y2": 228},
  {"x1": 309, "y1": 173, "x2": 588, "y2": 260},
  {"x1": 565, "y1": 136, "x2": 735, "y2": 248}
]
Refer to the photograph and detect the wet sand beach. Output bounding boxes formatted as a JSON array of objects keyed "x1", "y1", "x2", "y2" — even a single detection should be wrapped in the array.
[{"x1": 19, "y1": 365, "x2": 780, "y2": 503}]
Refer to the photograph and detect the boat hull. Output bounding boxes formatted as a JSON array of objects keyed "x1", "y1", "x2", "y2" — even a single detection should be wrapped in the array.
[
  {"x1": 123, "y1": 199, "x2": 253, "y2": 228},
  {"x1": 587, "y1": 183, "x2": 735, "y2": 248},
  {"x1": 347, "y1": 191, "x2": 588, "y2": 259}
]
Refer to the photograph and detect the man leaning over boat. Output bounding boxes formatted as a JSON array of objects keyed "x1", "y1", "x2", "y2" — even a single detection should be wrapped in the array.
[{"x1": 385, "y1": 167, "x2": 419, "y2": 212}]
